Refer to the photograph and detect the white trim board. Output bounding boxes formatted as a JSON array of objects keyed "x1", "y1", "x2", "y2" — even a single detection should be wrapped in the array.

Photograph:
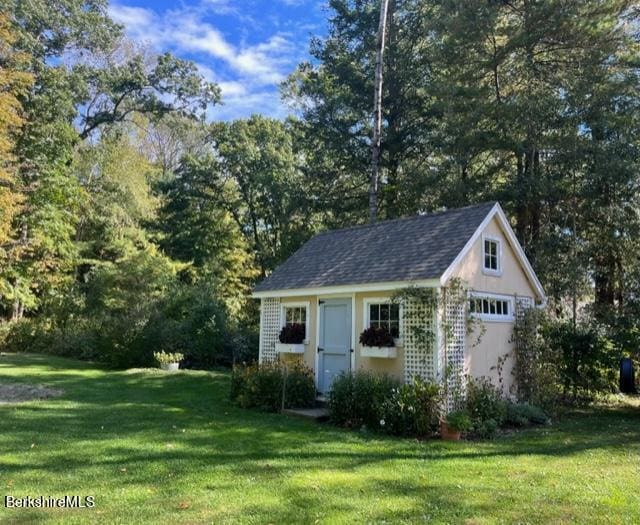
[
  {"x1": 439, "y1": 203, "x2": 546, "y2": 303},
  {"x1": 252, "y1": 279, "x2": 440, "y2": 299}
]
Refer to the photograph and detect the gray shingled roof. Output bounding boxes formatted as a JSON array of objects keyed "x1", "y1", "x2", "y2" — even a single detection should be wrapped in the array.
[{"x1": 254, "y1": 202, "x2": 497, "y2": 293}]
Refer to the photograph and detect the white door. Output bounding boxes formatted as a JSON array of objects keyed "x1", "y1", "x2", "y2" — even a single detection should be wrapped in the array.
[{"x1": 318, "y1": 299, "x2": 352, "y2": 395}]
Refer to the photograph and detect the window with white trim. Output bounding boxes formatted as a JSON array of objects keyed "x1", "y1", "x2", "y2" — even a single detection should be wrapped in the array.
[
  {"x1": 367, "y1": 301, "x2": 400, "y2": 338},
  {"x1": 281, "y1": 304, "x2": 309, "y2": 341},
  {"x1": 469, "y1": 294, "x2": 514, "y2": 321},
  {"x1": 483, "y1": 237, "x2": 501, "y2": 273}
]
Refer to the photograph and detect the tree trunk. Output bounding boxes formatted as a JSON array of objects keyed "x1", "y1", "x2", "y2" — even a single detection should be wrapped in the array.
[{"x1": 369, "y1": 0, "x2": 391, "y2": 224}]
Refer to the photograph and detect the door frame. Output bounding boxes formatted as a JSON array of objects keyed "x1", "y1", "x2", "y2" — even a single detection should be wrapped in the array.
[{"x1": 315, "y1": 293, "x2": 356, "y2": 392}]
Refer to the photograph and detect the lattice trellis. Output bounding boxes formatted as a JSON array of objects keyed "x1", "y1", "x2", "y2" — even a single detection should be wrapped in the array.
[
  {"x1": 515, "y1": 296, "x2": 534, "y2": 321},
  {"x1": 259, "y1": 298, "x2": 280, "y2": 363},
  {"x1": 442, "y1": 287, "x2": 467, "y2": 410},
  {"x1": 402, "y1": 298, "x2": 438, "y2": 383}
]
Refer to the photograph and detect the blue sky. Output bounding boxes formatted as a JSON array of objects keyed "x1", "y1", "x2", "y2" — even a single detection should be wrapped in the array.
[{"x1": 109, "y1": 0, "x2": 328, "y2": 121}]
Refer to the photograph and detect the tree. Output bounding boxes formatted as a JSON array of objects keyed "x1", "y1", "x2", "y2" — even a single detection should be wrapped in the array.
[
  {"x1": 213, "y1": 116, "x2": 315, "y2": 276},
  {"x1": 0, "y1": 14, "x2": 33, "y2": 246},
  {"x1": 286, "y1": 0, "x2": 435, "y2": 225},
  {"x1": 0, "y1": 1, "x2": 220, "y2": 319},
  {"x1": 156, "y1": 155, "x2": 258, "y2": 319}
]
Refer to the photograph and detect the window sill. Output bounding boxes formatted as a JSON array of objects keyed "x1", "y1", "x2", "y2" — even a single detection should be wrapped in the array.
[
  {"x1": 482, "y1": 268, "x2": 503, "y2": 277},
  {"x1": 471, "y1": 314, "x2": 514, "y2": 324}
]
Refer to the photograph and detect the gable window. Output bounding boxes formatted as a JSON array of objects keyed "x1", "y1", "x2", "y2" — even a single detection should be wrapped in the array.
[
  {"x1": 366, "y1": 300, "x2": 400, "y2": 339},
  {"x1": 469, "y1": 293, "x2": 514, "y2": 322},
  {"x1": 483, "y1": 236, "x2": 502, "y2": 275},
  {"x1": 281, "y1": 303, "x2": 309, "y2": 342}
]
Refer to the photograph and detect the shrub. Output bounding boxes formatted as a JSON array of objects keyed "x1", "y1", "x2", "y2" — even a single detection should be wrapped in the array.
[
  {"x1": 279, "y1": 323, "x2": 305, "y2": 344},
  {"x1": 466, "y1": 377, "x2": 507, "y2": 438},
  {"x1": 282, "y1": 362, "x2": 316, "y2": 407},
  {"x1": 359, "y1": 326, "x2": 395, "y2": 347},
  {"x1": 474, "y1": 418, "x2": 499, "y2": 439},
  {"x1": 230, "y1": 361, "x2": 315, "y2": 412},
  {"x1": 328, "y1": 370, "x2": 400, "y2": 429},
  {"x1": 542, "y1": 321, "x2": 617, "y2": 400},
  {"x1": 446, "y1": 410, "x2": 472, "y2": 432},
  {"x1": 514, "y1": 310, "x2": 618, "y2": 407},
  {"x1": 505, "y1": 403, "x2": 549, "y2": 427},
  {"x1": 380, "y1": 376, "x2": 441, "y2": 436}
]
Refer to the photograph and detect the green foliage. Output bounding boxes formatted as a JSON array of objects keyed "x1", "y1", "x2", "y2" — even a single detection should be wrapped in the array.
[
  {"x1": 327, "y1": 370, "x2": 401, "y2": 430},
  {"x1": 514, "y1": 310, "x2": 619, "y2": 406},
  {"x1": 446, "y1": 410, "x2": 472, "y2": 433},
  {"x1": 542, "y1": 321, "x2": 618, "y2": 400},
  {"x1": 380, "y1": 376, "x2": 442, "y2": 437},
  {"x1": 465, "y1": 377, "x2": 508, "y2": 438},
  {"x1": 230, "y1": 361, "x2": 315, "y2": 412},
  {"x1": 212, "y1": 116, "x2": 316, "y2": 275},
  {"x1": 505, "y1": 403, "x2": 550, "y2": 427},
  {"x1": 512, "y1": 308, "x2": 561, "y2": 407}
]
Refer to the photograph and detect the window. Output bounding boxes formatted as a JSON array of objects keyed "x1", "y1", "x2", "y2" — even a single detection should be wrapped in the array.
[
  {"x1": 469, "y1": 294, "x2": 513, "y2": 321},
  {"x1": 281, "y1": 303, "x2": 309, "y2": 341},
  {"x1": 483, "y1": 237, "x2": 501, "y2": 274},
  {"x1": 367, "y1": 302, "x2": 400, "y2": 338}
]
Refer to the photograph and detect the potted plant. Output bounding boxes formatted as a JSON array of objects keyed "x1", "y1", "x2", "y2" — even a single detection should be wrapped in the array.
[
  {"x1": 275, "y1": 324, "x2": 306, "y2": 354},
  {"x1": 154, "y1": 351, "x2": 184, "y2": 372},
  {"x1": 359, "y1": 326, "x2": 397, "y2": 358},
  {"x1": 440, "y1": 410, "x2": 472, "y2": 441}
]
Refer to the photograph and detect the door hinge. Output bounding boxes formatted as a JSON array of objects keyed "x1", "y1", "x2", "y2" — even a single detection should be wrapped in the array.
[
  {"x1": 317, "y1": 347, "x2": 324, "y2": 353},
  {"x1": 319, "y1": 300, "x2": 325, "y2": 304},
  {"x1": 350, "y1": 348, "x2": 354, "y2": 353}
]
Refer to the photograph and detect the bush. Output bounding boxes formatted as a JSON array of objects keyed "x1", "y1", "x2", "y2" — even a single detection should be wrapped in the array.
[
  {"x1": 328, "y1": 370, "x2": 400, "y2": 429},
  {"x1": 505, "y1": 403, "x2": 549, "y2": 427},
  {"x1": 446, "y1": 410, "x2": 472, "y2": 432},
  {"x1": 359, "y1": 326, "x2": 395, "y2": 347},
  {"x1": 230, "y1": 361, "x2": 315, "y2": 412},
  {"x1": 279, "y1": 324, "x2": 305, "y2": 344},
  {"x1": 466, "y1": 377, "x2": 507, "y2": 438},
  {"x1": 380, "y1": 376, "x2": 441, "y2": 436},
  {"x1": 474, "y1": 418, "x2": 499, "y2": 439},
  {"x1": 542, "y1": 321, "x2": 617, "y2": 400},
  {"x1": 514, "y1": 310, "x2": 618, "y2": 407}
]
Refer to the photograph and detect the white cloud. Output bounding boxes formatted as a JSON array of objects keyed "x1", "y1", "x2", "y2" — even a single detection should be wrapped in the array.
[{"x1": 108, "y1": 1, "x2": 302, "y2": 120}]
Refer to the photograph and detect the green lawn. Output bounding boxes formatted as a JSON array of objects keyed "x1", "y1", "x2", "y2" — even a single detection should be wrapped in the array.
[{"x1": 0, "y1": 354, "x2": 638, "y2": 524}]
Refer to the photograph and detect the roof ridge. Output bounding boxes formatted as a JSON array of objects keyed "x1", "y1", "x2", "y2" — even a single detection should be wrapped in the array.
[{"x1": 313, "y1": 201, "x2": 498, "y2": 238}]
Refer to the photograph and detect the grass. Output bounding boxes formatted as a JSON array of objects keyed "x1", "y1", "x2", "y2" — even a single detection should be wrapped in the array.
[{"x1": 0, "y1": 354, "x2": 639, "y2": 524}]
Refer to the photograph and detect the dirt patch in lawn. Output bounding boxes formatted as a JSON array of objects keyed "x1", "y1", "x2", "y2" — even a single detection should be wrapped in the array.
[{"x1": 0, "y1": 383, "x2": 64, "y2": 404}]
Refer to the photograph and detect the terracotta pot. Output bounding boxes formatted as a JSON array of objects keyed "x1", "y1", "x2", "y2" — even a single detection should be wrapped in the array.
[{"x1": 440, "y1": 420, "x2": 461, "y2": 441}]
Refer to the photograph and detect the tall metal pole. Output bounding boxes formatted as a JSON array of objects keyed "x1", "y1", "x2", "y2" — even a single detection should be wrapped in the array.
[{"x1": 369, "y1": 0, "x2": 391, "y2": 224}]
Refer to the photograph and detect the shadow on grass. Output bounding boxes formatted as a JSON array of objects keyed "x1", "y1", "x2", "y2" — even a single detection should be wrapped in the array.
[{"x1": 0, "y1": 353, "x2": 639, "y2": 487}]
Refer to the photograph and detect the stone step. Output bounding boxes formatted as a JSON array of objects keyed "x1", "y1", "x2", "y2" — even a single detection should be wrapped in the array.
[{"x1": 282, "y1": 407, "x2": 329, "y2": 422}]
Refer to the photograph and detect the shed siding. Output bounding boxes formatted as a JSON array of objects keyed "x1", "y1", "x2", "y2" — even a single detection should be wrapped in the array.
[{"x1": 452, "y1": 216, "x2": 536, "y2": 396}]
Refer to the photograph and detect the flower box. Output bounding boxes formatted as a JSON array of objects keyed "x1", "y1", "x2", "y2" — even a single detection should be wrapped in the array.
[
  {"x1": 160, "y1": 362, "x2": 180, "y2": 372},
  {"x1": 360, "y1": 345, "x2": 397, "y2": 359},
  {"x1": 275, "y1": 342, "x2": 306, "y2": 354}
]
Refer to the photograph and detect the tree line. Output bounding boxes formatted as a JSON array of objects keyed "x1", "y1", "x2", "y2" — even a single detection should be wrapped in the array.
[{"x1": 0, "y1": 0, "x2": 638, "y2": 367}]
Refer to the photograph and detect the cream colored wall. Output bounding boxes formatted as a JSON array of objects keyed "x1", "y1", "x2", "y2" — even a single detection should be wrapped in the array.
[
  {"x1": 453, "y1": 216, "x2": 537, "y2": 396},
  {"x1": 277, "y1": 292, "x2": 405, "y2": 382},
  {"x1": 279, "y1": 296, "x2": 317, "y2": 371},
  {"x1": 354, "y1": 291, "x2": 404, "y2": 381}
]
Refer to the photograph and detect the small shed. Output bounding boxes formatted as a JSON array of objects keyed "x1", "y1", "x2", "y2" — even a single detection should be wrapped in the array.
[{"x1": 252, "y1": 202, "x2": 546, "y2": 398}]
